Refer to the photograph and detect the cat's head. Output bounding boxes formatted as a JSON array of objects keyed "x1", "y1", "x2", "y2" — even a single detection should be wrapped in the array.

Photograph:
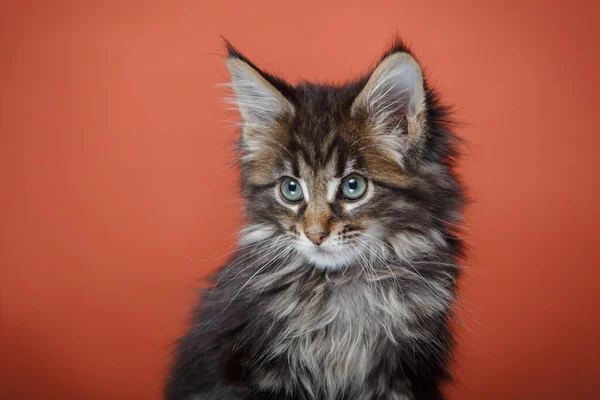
[{"x1": 225, "y1": 40, "x2": 463, "y2": 270}]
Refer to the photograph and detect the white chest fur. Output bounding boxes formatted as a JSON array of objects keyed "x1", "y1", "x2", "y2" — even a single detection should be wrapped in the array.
[{"x1": 257, "y1": 276, "x2": 418, "y2": 399}]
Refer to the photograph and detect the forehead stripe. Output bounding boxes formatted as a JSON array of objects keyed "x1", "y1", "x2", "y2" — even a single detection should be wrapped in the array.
[
  {"x1": 335, "y1": 148, "x2": 347, "y2": 177},
  {"x1": 323, "y1": 135, "x2": 340, "y2": 164}
]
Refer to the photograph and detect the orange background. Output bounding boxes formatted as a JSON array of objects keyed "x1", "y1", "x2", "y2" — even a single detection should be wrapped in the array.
[{"x1": 2, "y1": 1, "x2": 599, "y2": 399}]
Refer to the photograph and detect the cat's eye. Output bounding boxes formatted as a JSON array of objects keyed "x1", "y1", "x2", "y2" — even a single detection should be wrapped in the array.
[
  {"x1": 280, "y1": 177, "x2": 304, "y2": 202},
  {"x1": 340, "y1": 174, "x2": 367, "y2": 200}
]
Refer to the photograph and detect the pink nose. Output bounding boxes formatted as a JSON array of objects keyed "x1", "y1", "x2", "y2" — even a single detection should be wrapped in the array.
[{"x1": 305, "y1": 231, "x2": 328, "y2": 245}]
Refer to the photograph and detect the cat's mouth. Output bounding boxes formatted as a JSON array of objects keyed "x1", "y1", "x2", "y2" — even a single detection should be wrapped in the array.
[
  {"x1": 297, "y1": 240, "x2": 359, "y2": 270},
  {"x1": 313, "y1": 243, "x2": 334, "y2": 253}
]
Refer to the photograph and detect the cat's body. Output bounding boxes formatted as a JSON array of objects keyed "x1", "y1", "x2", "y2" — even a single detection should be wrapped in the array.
[{"x1": 166, "y1": 39, "x2": 465, "y2": 400}]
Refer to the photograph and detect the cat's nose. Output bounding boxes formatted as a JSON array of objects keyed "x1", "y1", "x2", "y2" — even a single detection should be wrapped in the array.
[{"x1": 305, "y1": 230, "x2": 328, "y2": 245}]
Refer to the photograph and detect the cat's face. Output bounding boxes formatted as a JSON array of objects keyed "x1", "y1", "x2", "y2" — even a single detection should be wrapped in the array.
[
  {"x1": 226, "y1": 44, "x2": 461, "y2": 269},
  {"x1": 263, "y1": 132, "x2": 378, "y2": 269}
]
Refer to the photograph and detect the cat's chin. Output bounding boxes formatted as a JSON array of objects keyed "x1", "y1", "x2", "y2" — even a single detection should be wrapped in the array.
[{"x1": 298, "y1": 244, "x2": 358, "y2": 270}]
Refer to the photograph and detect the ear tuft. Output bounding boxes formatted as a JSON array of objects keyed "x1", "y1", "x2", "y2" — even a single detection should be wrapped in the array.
[{"x1": 222, "y1": 38, "x2": 252, "y2": 65}]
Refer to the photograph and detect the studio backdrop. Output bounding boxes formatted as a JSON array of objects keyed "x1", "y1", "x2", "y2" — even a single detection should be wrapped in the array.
[{"x1": 2, "y1": 1, "x2": 599, "y2": 399}]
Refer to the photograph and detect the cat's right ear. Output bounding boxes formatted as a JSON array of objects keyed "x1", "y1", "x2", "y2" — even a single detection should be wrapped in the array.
[{"x1": 225, "y1": 45, "x2": 295, "y2": 136}]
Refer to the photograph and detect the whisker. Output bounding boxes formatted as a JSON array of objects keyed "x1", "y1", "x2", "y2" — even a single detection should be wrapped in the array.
[
  {"x1": 188, "y1": 231, "x2": 283, "y2": 263},
  {"x1": 432, "y1": 216, "x2": 471, "y2": 231},
  {"x1": 204, "y1": 237, "x2": 290, "y2": 302},
  {"x1": 352, "y1": 242, "x2": 386, "y2": 303},
  {"x1": 356, "y1": 239, "x2": 406, "y2": 307},
  {"x1": 196, "y1": 240, "x2": 293, "y2": 336},
  {"x1": 219, "y1": 238, "x2": 293, "y2": 286},
  {"x1": 360, "y1": 232, "x2": 449, "y2": 297}
]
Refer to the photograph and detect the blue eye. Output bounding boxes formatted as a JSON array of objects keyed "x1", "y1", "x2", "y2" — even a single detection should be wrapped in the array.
[
  {"x1": 341, "y1": 174, "x2": 367, "y2": 200},
  {"x1": 280, "y1": 178, "x2": 304, "y2": 202}
]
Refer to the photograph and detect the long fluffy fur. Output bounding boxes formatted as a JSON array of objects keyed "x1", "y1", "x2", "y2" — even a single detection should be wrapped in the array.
[{"x1": 165, "y1": 38, "x2": 466, "y2": 400}]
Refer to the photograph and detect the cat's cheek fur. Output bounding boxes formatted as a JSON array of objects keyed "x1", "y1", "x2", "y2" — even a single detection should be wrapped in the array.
[{"x1": 238, "y1": 224, "x2": 278, "y2": 246}]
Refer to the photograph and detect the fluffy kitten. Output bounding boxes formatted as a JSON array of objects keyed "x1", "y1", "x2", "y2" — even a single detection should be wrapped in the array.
[{"x1": 165, "y1": 39, "x2": 465, "y2": 400}]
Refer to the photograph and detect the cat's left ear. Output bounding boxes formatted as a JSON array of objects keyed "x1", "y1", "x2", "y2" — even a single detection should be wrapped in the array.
[{"x1": 352, "y1": 51, "x2": 427, "y2": 162}]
